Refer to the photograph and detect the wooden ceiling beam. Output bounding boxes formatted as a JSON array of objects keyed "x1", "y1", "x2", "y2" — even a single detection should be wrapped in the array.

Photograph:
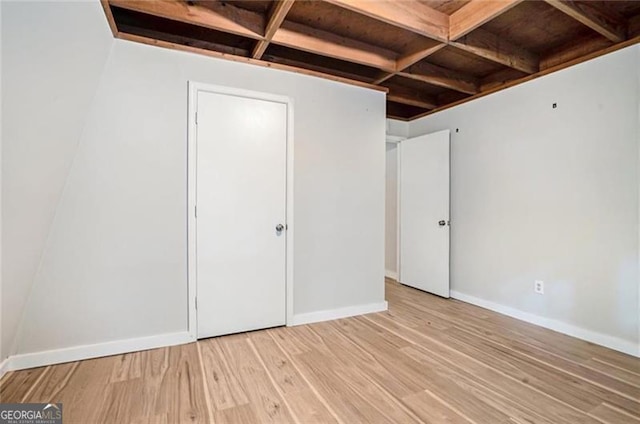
[
  {"x1": 396, "y1": 43, "x2": 447, "y2": 72},
  {"x1": 629, "y1": 14, "x2": 640, "y2": 39},
  {"x1": 101, "y1": 0, "x2": 119, "y2": 36},
  {"x1": 540, "y1": 33, "x2": 612, "y2": 70},
  {"x1": 450, "y1": 0, "x2": 523, "y2": 41},
  {"x1": 386, "y1": 85, "x2": 437, "y2": 110},
  {"x1": 117, "y1": 32, "x2": 388, "y2": 92},
  {"x1": 399, "y1": 62, "x2": 479, "y2": 95},
  {"x1": 479, "y1": 68, "x2": 524, "y2": 91},
  {"x1": 263, "y1": 54, "x2": 373, "y2": 83},
  {"x1": 543, "y1": 0, "x2": 626, "y2": 43},
  {"x1": 108, "y1": 0, "x2": 266, "y2": 40},
  {"x1": 451, "y1": 28, "x2": 539, "y2": 74},
  {"x1": 252, "y1": 0, "x2": 296, "y2": 59},
  {"x1": 323, "y1": 0, "x2": 449, "y2": 42},
  {"x1": 272, "y1": 20, "x2": 397, "y2": 71},
  {"x1": 372, "y1": 43, "x2": 446, "y2": 86}
]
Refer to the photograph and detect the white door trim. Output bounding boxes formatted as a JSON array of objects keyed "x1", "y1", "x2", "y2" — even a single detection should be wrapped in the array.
[{"x1": 187, "y1": 81, "x2": 294, "y2": 340}]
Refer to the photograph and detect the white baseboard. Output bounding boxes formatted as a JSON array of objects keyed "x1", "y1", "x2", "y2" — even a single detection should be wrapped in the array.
[
  {"x1": 0, "y1": 357, "x2": 10, "y2": 380},
  {"x1": 3, "y1": 331, "x2": 193, "y2": 372},
  {"x1": 291, "y1": 301, "x2": 388, "y2": 326},
  {"x1": 385, "y1": 270, "x2": 398, "y2": 280},
  {"x1": 451, "y1": 291, "x2": 639, "y2": 358}
]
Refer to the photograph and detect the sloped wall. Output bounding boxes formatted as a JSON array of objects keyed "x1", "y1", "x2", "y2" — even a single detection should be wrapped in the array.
[{"x1": 1, "y1": 1, "x2": 113, "y2": 360}]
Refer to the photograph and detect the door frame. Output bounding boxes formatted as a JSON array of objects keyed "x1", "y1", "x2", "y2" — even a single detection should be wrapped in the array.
[
  {"x1": 385, "y1": 135, "x2": 404, "y2": 281},
  {"x1": 186, "y1": 81, "x2": 295, "y2": 340}
]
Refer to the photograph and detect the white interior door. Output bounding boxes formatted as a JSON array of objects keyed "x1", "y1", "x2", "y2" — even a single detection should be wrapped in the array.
[
  {"x1": 196, "y1": 89, "x2": 287, "y2": 338},
  {"x1": 399, "y1": 130, "x2": 450, "y2": 297}
]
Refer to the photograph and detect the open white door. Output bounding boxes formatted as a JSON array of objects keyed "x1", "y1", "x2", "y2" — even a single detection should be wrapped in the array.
[
  {"x1": 399, "y1": 130, "x2": 450, "y2": 297},
  {"x1": 194, "y1": 86, "x2": 289, "y2": 338}
]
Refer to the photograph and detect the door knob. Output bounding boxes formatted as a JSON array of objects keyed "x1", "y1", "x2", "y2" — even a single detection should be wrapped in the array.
[
  {"x1": 438, "y1": 220, "x2": 446, "y2": 226},
  {"x1": 275, "y1": 224, "x2": 285, "y2": 232}
]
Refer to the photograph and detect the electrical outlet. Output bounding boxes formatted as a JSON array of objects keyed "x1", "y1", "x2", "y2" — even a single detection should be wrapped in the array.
[{"x1": 534, "y1": 280, "x2": 544, "y2": 294}]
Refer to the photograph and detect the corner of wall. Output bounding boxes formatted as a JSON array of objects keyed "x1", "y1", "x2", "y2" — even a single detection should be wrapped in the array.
[{"x1": 386, "y1": 119, "x2": 409, "y2": 138}]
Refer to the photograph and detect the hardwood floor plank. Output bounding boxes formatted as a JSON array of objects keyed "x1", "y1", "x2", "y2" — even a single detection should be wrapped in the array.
[
  {"x1": 23, "y1": 362, "x2": 79, "y2": 403},
  {"x1": 365, "y1": 313, "x2": 602, "y2": 424},
  {"x1": 153, "y1": 344, "x2": 210, "y2": 423},
  {"x1": 311, "y1": 320, "x2": 423, "y2": 398},
  {"x1": 216, "y1": 336, "x2": 295, "y2": 423},
  {"x1": 0, "y1": 366, "x2": 48, "y2": 403},
  {"x1": 29, "y1": 356, "x2": 120, "y2": 423},
  {"x1": 589, "y1": 403, "x2": 640, "y2": 424},
  {"x1": 285, "y1": 388, "x2": 339, "y2": 424},
  {"x1": 247, "y1": 331, "x2": 307, "y2": 394},
  {"x1": 214, "y1": 403, "x2": 261, "y2": 423},
  {"x1": 198, "y1": 337, "x2": 250, "y2": 411},
  {"x1": 442, "y1": 325, "x2": 640, "y2": 415},
  {"x1": 97, "y1": 378, "x2": 146, "y2": 422},
  {"x1": 2, "y1": 280, "x2": 638, "y2": 424},
  {"x1": 584, "y1": 358, "x2": 640, "y2": 387},
  {"x1": 292, "y1": 350, "x2": 397, "y2": 424},
  {"x1": 403, "y1": 389, "x2": 473, "y2": 424},
  {"x1": 109, "y1": 351, "x2": 142, "y2": 383},
  {"x1": 392, "y1": 283, "x2": 640, "y2": 397}
]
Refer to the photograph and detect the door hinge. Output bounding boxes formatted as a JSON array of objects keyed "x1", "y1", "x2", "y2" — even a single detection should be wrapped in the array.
[
  {"x1": 195, "y1": 205, "x2": 197, "y2": 218},
  {"x1": 195, "y1": 297, "x2": 198, "y2": 310},
  {"x1": 195, "y1": 112, "x2": 198, "y2": 125}
]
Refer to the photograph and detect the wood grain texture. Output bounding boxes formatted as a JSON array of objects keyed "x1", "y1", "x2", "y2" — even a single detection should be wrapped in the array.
[
  {"x1": 450, "y1": 27, "x2": 539, "y2": 73},
  {"x1": 449, "y1": 0, "x2": 523, "y2": 40},
  {"x1": 108, "y1": 0, "x2": 266, "y2": 40},
  {"x1": 324, "y1": 0, "x2": 450, "y2": 42},
  {"x1": 544, "y1": 0, "x2": 626, "y2": 42},
  {"x1": 2, "y1": 279, "x2": 639, "y2": 423},
  {"x1": 252, "y1": 0, "x2": 296, "y2": 59},
  {"x1": 273, "y1": 20, "x2": 398, "y2": 71},
  {"x1": 400, "y1": 61, "x2": 479, "y2": 94},
  {"x1": 116, "y1": 32, "x2": 389, "y2": 93}
]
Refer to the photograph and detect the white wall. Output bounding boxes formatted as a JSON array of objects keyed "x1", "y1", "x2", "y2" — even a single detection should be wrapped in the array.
[
  {"x1": 2, "y1": 1, "x2": 385, "y2": 359},
  {"x1": 1, "y1": 1, "x2": 113, "y2": 360},
  {"x1": 385, "y1": 143, "x2": 398, "y2": 278},
  {"x1": 409, "y1": 45, "x2": 640, "y2": 354},
  {"x1": 387, "y1": 119, "x2": 409, "y2": 138}
]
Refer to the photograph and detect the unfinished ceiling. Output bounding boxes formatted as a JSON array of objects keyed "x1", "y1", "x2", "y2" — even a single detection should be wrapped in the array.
[{"x1": 102, "y1": 0, "x2": 640, "y2": 120}]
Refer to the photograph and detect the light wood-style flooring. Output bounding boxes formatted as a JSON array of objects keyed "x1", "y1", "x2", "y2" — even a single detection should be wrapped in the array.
[{"x1": 1, "y1": 279, "x2": 639, "y2": 423}]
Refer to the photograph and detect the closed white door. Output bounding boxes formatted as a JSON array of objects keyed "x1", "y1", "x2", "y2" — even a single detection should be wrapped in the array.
[
  {"x1": 196, "y1": 89, "x2": 287, "y2": 338},
  {"x1": 399, "y1": 130, "x2": 450, "y2": 297}
]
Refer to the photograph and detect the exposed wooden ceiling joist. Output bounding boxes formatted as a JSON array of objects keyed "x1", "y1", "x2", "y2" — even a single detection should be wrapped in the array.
[
  {"x1": 105, "y1": 0, "x2": 640, "y2": 120},
  {"x1": 252, "y1": 0, "x2": 296, "y2": 59},
  {"x1": 540, "y1": 33, "x2": 612, "y2": 70},
  {"x1": 324, "y1": 0, "x2": 449, "y2": 42},
  {"x1": 100, "y1": 0, "x2": 119, "y2": 36},
  {"x1": 118, "y1": 32, "x2": 388, "y2": 93},
  {"x1": 451, "y1": 28, "x2": 539, "y2": 74},
  {"x1": 272, "y1": 20, "x2": 397, "y2": 71},
  {"x1": 396, "y1": 42, "x2": 447, "y2": 72},
  {"x1": 629, "y1": 14, "x2": 640, "y2": 38},
  {"x1": 109, "y1": 0, "x2": 266, "y2": 40},
  {"x1": 543, "y1": 0, "x2": 626, "y2": 43},
  {"x1": 449, "y1": 0, "x2": 523, "y2": 41},
  {"x1": 373, "y1": 42, "x2": 446, "y2": 85},
  {"x1": 399, "y1": 62, "x2": 479, "y2": 95},
  {"x1": 385, "y1": 84, "x2": 437, "y2": 110}
]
